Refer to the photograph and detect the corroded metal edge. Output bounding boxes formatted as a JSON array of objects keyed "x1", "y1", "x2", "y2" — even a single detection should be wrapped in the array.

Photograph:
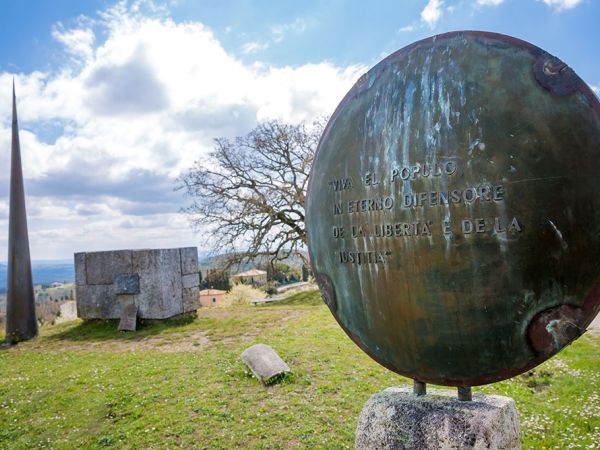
[
  {"x1": 315, "y1": 279, "x2": 599, "y2": 386},
  {"x1": 528, "y1": 286, "x2": 600, "y2": 356},
  {"x1": 315, "y1": 272, "x2": 337, "y2": 313},
  {"x1": 305, "y1": 30, "x2": 600, "y2": 387}
]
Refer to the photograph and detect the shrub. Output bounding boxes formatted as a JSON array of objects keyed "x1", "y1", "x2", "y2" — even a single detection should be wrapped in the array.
[{"x1": 225, "y1": 284, "x2": 264, "y2": 306}]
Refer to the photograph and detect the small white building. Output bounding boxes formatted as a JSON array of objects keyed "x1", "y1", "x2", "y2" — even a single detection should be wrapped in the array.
[{"x1": 231, "y1": 269, "x2": 267, "y2": 287}]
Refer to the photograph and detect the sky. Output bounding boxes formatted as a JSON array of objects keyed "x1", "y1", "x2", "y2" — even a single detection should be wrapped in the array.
[{"x1": 0, "y1": 0, "x2": 598, "y2": 260}]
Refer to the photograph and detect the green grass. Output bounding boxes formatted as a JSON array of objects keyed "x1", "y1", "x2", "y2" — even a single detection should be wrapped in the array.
[
  {"x1": 0, "y1": 290, "x2": 598, "y2": 449},
  {"x1": 260, "y1": 290, "x2": 325, "y2": 307}
]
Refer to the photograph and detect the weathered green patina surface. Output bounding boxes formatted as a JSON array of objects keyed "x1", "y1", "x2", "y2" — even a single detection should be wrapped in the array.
[{"x1": 306, "y1": 31, "x2": 600, "y2": 386}]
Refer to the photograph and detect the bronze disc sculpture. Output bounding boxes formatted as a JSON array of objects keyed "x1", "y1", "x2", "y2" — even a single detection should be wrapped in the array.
[{"x1": 306, "y1": 31, "x2": 600, "y2": 388}]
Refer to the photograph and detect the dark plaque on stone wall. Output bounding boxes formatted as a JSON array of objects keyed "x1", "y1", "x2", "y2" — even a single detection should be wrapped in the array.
[{"x1": 306, "y1": 31, "x2": 600, "y2": 386}]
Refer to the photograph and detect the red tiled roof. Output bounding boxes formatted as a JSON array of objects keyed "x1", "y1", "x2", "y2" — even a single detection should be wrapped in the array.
[
  {"x1": 199, "y1": 289, "x2": 227, "y2": 295},
  {"x1": 232, "y1": 269, "x2": 267, "y2": 277}
]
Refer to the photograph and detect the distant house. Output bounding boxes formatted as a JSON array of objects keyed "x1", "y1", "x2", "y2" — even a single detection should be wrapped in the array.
[
  {"x1": 50, "y1": 282, "x2": 63, "y2": 288},
  {"x1": 231, "y1": 269, "x2": 267, "y2": 287},
  {"x1": 199, "y1": 289, "x2": 227, "y2": 307}
]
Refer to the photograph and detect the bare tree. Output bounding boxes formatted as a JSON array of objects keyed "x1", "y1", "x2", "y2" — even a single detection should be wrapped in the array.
[{"x1": 178, "y1": 119, "x2": 324, "y2": 265}]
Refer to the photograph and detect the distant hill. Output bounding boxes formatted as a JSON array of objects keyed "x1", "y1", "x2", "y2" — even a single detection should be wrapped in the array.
[
  {"x1": 199, "y1": 251, "x2": 308, "y2": 275},
  {"x1": 0, "y1": 260, "x2": 75, "y2": 294},
  {"x1": 0, "y1": 251, "x2": 307, "y2": 293}
]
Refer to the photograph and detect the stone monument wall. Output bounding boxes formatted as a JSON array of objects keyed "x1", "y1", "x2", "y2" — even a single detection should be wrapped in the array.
[{"x1": 74, "y1": 247, "x2": 200, "y2": 320}]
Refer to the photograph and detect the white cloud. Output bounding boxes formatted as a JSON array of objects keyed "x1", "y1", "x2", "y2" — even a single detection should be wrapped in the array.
[
  {"x1": 250, "y1": 63, "x2": 363, "y2": 123},
  {"x1": 541, "y1": 0, "x2": 583, "y2": 11},
  {"x1": 0, "y1": 2, "x2": 365, "y2": 259},
  {"x1": 592, "y1": 85, "x2": 600, "y2": 97},
  {"x1": 271, "y1": 18, "x2": 308, "y2": 43},
  {"x1": 477, "y1": 0, "x2": 505, "y2": 6},
  {"x1": 421, "y1": 0, "x2": 444, "y2": 27},
  {"x1": 399, "y1": 24, "x2": 416, "y2": 32},
  {"x1": 52, "y1": 23, "x2": 96, "y2": 63},
  {"x1": 241, "y1": 41, "x2": 269, "y2": 54}
]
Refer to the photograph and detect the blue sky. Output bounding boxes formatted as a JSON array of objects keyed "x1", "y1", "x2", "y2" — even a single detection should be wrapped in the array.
[
  {"x1": 0, "y1": 0, "x2": 598, "y2": 259},
  {"x1": 2, "y1": 1, "x2": 599, "y2": 81}
]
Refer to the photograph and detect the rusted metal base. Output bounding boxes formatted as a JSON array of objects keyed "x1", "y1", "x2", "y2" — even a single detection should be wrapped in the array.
[
  {"x1": 457, "y1": 386, "x2": 472, "y2": 401},
  {"x1": 413, "y1": 379, "x2": 426, "y2": 396}
]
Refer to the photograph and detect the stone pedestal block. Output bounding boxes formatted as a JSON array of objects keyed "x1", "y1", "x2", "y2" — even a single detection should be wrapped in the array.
[
  {"x1": 180, "y1": 247, "x2": 199, "y2": 275},
  {"x1": 74, "y1": 253, "x2": 86, "y2": 286},
  {"x1": 74, "y1": 247, "x2": 200, "y2": 321},
  {"x1": 182, "y1": 287, "x2": 200, "y2": 311},
  {"x1": 85, "y1": 250, "x2": 132, "y2": 285},
  {"x1": 134, "y1": 249, "x2": 183, "y2": 319},
  {"x1": 182, "y1": 273, "x2": 200, "y2": 289},
  {"x1": 76, "y1": 284, "x2": 119, "y2": 319},
  {"x1": 355, "y1": 387, "x2": 520, "y2": 450}
]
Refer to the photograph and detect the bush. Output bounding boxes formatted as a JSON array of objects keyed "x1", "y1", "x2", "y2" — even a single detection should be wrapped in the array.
[
  {"x1": 264, "y1": 282, "x2": 278, "y2": 296},
  {"x1": 225, "y1": 284, "x2": 264, "y2": 306},
  {"x1": 36, "y1": 302, "x2": 61, "y2": 326}
]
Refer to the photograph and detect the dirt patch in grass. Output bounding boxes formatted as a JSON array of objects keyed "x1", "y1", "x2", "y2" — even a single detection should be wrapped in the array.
[
  {"x1": 4, "y1": 306, "x2": 311, "y2": 354},
  {"x1": 3, "y1": 330, "x2": 213, "y2": 353},
  {"x1": 84, "y1": 330, "x2": 214, "y2": 353}
]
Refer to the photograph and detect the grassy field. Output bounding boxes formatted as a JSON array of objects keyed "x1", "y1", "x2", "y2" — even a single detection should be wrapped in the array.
[{"x1": 0, "y1": 290, "x2": 598, "y2": 449}]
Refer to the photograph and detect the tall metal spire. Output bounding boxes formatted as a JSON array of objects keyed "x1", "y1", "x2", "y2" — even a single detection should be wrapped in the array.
[{"x1": 5, "y1": 80, "x2": 37, "y2": 344}]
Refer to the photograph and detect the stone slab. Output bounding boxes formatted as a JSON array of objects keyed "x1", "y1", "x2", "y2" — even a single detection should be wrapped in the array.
[
  {"x1": 241, "y1": 344, "x2": 291, "y2": 384},
  {"x1": 133, "y1": 249, "x2": 183, "y2": 319},
  {"x1": 85, "y1": 250, "x2": 132, "y2": 285},
  {"x1": 75, "y1": 247, "x2": 199, "y2": 321},
  {"x1": 355, "y1": 387, "x2": 520, "y2": 450},
  {"x1": 74, "y1": 253, "x2": 86, "y2": 286},
  {"x1": 180, "y1": 247, "x2": 198, "y2": 275},
  {"x1": 182, "y1": 287, "x2": 200, "y2": 311},
  {"x1": 182, "y1": 273, "x2": 200, "y2": 289},
  {"x1": 118, "y1": 295, "x2": 137, "y2": 331},
  {"x1": 114, "y1": 274, "x2": 140, "y2": 294},
  {"x1": 75, "y1": 284, "x2": 119, "y2": 319}
]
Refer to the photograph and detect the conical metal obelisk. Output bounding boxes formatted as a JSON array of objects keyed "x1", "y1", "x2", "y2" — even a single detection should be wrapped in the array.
[{"x1": 5, "y1": 81, "x2": 37, "y2": 344}]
